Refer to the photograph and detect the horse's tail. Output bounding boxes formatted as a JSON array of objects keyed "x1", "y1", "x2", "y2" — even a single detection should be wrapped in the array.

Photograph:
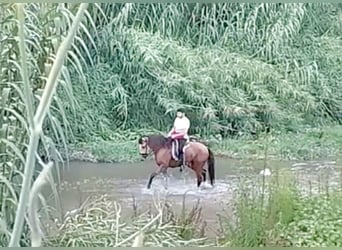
[{"x1": 207, "y1": 147, "x2": 215, "y2": 186}]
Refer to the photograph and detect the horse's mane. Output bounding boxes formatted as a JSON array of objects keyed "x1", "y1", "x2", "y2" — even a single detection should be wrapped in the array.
[
  {"x1": 141, "y1": 134, "x2": 171, "y2": 151},
  {"x1": 138, "y1": 133, "x2": 210, "y2": 151}
]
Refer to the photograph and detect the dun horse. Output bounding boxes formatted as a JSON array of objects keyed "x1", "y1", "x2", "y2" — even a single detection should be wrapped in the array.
[{"x1": 138, "y1": 134, "x2": 215, "y2": 189}]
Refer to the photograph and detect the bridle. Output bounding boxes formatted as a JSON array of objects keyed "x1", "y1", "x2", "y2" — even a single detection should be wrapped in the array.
[{"x1": 139, "y1": 137, "x2": 153, "y2": 159}]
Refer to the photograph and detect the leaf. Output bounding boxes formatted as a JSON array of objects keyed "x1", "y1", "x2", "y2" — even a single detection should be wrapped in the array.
[{"x1": 0, "y1": 138, "x2": 26, "y2": 164}]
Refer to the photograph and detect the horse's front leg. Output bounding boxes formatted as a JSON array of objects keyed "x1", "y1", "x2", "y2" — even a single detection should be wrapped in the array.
[{"x1": 147, "y1": 165, "x2": 164, "y2": 189}]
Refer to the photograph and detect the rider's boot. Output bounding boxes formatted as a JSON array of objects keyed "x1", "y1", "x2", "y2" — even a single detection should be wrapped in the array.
[{"x1": 180, "y1": 138, "x2": 189, "y2": 172}]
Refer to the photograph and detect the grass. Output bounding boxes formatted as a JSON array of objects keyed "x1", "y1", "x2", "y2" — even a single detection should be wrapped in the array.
[
  {"x1": 67, "y1": 125, "x2": 342, "y2": 163},
  {"x1": 216, "y1": 163, "x2": 342, "y2": 247},
  {"x1": 45, "y1": 194, "x2": 212, "y2": 247}
]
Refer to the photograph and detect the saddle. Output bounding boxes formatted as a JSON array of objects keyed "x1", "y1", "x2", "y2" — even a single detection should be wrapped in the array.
[{"x1": 171, "y1": 138, "x2": 188, "y2": 161}]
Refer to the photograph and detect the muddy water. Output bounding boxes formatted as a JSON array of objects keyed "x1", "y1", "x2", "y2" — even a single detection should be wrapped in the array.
[{"x1": 45, "y1": 157, "x2": 341, "y2": 237}]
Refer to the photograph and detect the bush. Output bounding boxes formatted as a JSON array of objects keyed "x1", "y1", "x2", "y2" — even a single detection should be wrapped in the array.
[{"x1": 281, "y1": 193, "x2": 342, "y2": 247}]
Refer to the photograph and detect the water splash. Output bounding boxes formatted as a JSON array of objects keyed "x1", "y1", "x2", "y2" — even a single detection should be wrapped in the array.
[{"x1": 139, "y1": 177, "x2": 231, "y2": 199}]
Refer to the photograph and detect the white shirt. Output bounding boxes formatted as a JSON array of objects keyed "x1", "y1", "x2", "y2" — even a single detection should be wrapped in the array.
[{"x1": 173, "y1": 116, "x2": 190, "y2": 134}]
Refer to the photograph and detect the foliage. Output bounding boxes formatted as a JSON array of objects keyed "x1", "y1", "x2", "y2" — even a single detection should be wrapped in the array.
[
  {"x1": 62, "y1": 3, "x2": 342, "y2": 142},
  {"x1": 0, "y1": 3, "x2": 93, "y2": 246},
  {"x1": 280, "y1": 193, "x2": 342, "y2": 247},
  {"x1": 219, "y1": 167, "x2": 342, "y2": 247}
]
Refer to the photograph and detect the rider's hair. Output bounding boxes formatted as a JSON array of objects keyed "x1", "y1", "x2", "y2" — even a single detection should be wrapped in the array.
[{"x1": 176, "y1": 108, "x2": 185, "y2": 113}]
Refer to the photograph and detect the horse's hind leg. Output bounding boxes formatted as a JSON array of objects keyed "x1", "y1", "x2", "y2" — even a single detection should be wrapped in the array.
[
  {"x1": 202, "y1": 168, "x2": 207, "y2": 183},
  {"x1": 194, "y1": 162, "x2": 206, "y2": 188}
]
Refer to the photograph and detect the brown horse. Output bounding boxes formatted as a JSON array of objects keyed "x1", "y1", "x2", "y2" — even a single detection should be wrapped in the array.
[{"x1": 138, "y1": 134, "x2": 215, "y2": 189}]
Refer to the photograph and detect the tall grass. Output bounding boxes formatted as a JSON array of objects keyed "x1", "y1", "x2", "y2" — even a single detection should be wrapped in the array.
[
  {"x1": 59, "y1": 3, "x2": 342, "y2": 146},
  {"x1": 0, "y1": 3, "x2": 92, "y2": 246},
  {"x1": 217, "y1": 132, "x2": 342, "y2": 247},
  {"x1": 45, "y1": 194, "x2": 210, "y2": 247}
]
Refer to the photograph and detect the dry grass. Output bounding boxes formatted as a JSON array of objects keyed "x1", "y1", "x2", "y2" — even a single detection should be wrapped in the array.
[{"x1": 45, "y1": 194, "x2": 211, "y2": 247}]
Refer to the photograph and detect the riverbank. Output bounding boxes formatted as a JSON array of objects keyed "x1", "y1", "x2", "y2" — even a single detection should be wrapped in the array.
[{"x1": 67, "y1": 126, "x2": 342, "y2": 164}]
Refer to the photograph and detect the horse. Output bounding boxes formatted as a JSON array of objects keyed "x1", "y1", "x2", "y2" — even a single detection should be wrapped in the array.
[{"x1": 137, "y1": 134, "x2": 215, "y2": 189}]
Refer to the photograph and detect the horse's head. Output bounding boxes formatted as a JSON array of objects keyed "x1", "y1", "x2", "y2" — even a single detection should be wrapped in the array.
[
  {"x1": 138, "y1": 135, "x2": 151, "y2": 159},
  {"x1": 138, "y1": 134, "x2": 169, "y2": 159}
]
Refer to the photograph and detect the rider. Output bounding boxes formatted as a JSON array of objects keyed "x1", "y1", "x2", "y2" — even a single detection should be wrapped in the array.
[{"x1": 167, "y1": 108, "x2": 190, "y2": 170}]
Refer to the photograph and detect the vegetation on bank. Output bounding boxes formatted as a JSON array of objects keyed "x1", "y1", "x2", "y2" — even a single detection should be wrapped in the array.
[
  {"x1": 68, "y1": 125, "x2": 342, "y2": 163},
  {"x1": 60, "y1": 3, "x2": 342, "y2": 142},
  {"x1": 1, "y1": 2, "x2": 342, "y2": 247},
  {"x1": 54, "y1": 3, "x2": 342, "y2": 163},
  {"x1": 219, "y1": 168, "x2": 342, "y2": 247}
]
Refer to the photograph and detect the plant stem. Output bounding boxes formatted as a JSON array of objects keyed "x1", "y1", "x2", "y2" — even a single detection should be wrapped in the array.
[
  {"x1": 28, "y1": 161, "x2": 53, "y2": 247},
  {"x1": 115, "y1": 212, "x2": 162, "y2": 247}
]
